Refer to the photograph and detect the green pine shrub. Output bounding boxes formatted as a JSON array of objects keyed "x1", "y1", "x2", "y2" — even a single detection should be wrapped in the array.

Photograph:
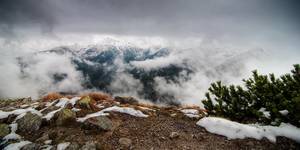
[{"x1": 203, "y1": 64, "x2": 300, "y2": 127}]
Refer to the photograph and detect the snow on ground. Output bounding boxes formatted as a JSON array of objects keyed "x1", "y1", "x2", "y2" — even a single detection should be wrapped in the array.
[
  {"x1": 44, "y1": 140, "x2": 52, "y2": 145},
  {"x1": 101, "y1": 106, "x2": 149, "y2": 117},
  {"x1": 77, "y1": 106, "x2": 148, "y2": 122},
  {"x1": 258, "y1": 108, "x2": 271, "y2": 119},
  {"x1": 180, "y1": 109, "x2": 199, "y2": 114},
  {"x1": 3, "y1": 141, "x2": 31, "y2": 150},
  {"x1": 71, "y1": 108, "x2": 81, "y2": 112},
  {"x1": 43, "y1": 108, "x2": 63, "y2": 120},
  {"x1": 0, "y1": 107, "x2": 42, "y2": 119},
  {"x1": 77, "y1": 111, "x2": 109, "y2": 122},
  {"x1": 57, "y1": 142, "x2": 70, "y2": 150},
  {"x1": 69, "y1": 97, "x2": 81, "y2": 106},
  {"x1": 180, "y1": 109, "x2": 200, "y2": 118},
  {"x1": 55, "y1": 98, "x2": 70, "y2": 107},
  {"x1": 279, "y1": 110, "x2": 289, "y2": 116},
  {"x1": 20, "y1": 104, "x2": 29, "y2": 108},
  {"x1": 96, "y1": 104, "x2": 105, "y2": 109},
  {"x1": 42, "y1": 97, "x2": 81, "y2": 120},
  {"x1": 185, "y1": 114, "x2": 200, "y2": 118},
  {"x1": 197, "y1": 117, "x2": 300, "y2": 143},
  {"x1": 3, "y1": 123, "x2": 21, "y2": 141},
  {"x1": 45, "y1": 100, "x2": 58, "y2": 107}
]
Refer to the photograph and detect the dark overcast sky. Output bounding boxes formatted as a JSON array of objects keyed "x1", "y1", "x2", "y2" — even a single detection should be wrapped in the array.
[
  {"x1": 0, "y1": 0, "x2": 299, "y2": 36},
  {"x1": 0, "y1": 0, "x2": 300, "y2": 56}
]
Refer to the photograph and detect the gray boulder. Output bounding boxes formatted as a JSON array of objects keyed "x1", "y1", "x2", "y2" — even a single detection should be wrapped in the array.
[
  {"x1": 83, "y1": 116, "x2": 113, "y2": 131},
  {"x1": 16, "y1": 112, "x2": 42, "y2": 133},
  {"x1": 54, "y1": 108, "x2": 76, "y2": 126}
]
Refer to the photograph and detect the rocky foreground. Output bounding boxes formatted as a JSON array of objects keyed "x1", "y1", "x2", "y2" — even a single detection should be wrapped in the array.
[{"x1": 0, "y1": 95, "x2": 299, "y2": 150}]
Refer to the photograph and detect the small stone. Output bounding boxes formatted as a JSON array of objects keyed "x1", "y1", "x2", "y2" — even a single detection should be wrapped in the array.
[
  {"x1": 44, "y1": 140, "x2": 52, "y2": 145},
  {"x1": 80, "y1": 141, "x2": 97, "y2": 150},
  {"x1": 0, "y1": 123, "x2": 10, "y2": 138},
  {"x1": 118, "y1": 137, "x2": 132, "y2": 148},
  {"x1": 16, "y1": 112, "x2": 42, "y2": 133},
  {"x1": 114, "y1": 96, "x2": 138, "y2": 105},
  {"x1": 54, "y1": 108, "x2": 76, "y2": 126},
  {"x1": 83, "y1": 116, "x2": 113, "y2": 131},
  {"x1": 169, "y1": 132, "x2": 180, "y2": 139},
  {"x1": 170, "y1": 113, "x2": 177, "y2": 117}
]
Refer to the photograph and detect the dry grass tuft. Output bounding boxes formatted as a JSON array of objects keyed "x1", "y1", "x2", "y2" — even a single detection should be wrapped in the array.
[
  {"x1": 80, "y1": 92, "x2": 114, "y2": 102},
  {"x1": 42, "y1": 92, "x2": 63, "y2": 102}
]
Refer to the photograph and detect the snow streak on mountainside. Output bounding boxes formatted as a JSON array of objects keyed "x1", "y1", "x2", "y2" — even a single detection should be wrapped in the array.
[{"x1": 1, "y1": 38, "x2": 265, "y2": 106}]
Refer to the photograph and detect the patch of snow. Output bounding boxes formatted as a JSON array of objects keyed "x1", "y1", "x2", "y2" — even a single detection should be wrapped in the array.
[
  {"x1": 77, "y1": 111, "x2": 109, "y2": 122},
  {"x1": 96, "y1": 104, "x2": 105, "y2": 109},
  {"x1": 101, "y1": 106, "x2": 149, "y2": 117},
  {"x1": 14, "y1": 113, "x2": 27, "y2": 122},
  {"x1": 71, "y1": 108, "x2": 81, "y2": 112},
  {"x1": 3, "y1": 133, "x2": 21, "y2": 141},
  {"x1": 170, "y1": 113, "x2": 177, "y2": 117},
  {"x1": 45, "y1": 100, "x2": 58, "y2": 107},
  {"x1": 77, "y1": 106, "x2": 148, "y2": 122},
  {"x1": 44, "y1": 140, "x2": 52, "y2": 145},
  {"x1": 43, "y1": 108, "x2": 63, "y2": 120},
  {"x1": 279, "y1": 110, "x2": 289, "y2": 116},
  {"x1": 9, "y1": 123, "x2": 18, "y2": 133},
  {"x1": 57, "y1": 142, "x2": 70, "y2": 150},
  {"x1": 3, "y1": 123, "x2": 21, "y2": 141},
  {"x1": 180, "y1": 109, "x2": 199, "y2": 115},
  {"x1": 181, "y1": 109, "x2": 200, "y2": 118},
  {"x1": 40, "y1": 145, "x2": 53, "y2": 150},
  {"x1": 259, "y1": 108, "x2": 271, "y2": 119},
  {"x1": 0, "y1": 107, "x2": 42, "y2": 119},
  {"x1": 55, "y1": 98, "x2": 70, "y2": 107},
  {"x1": 69, "y1": 97, "x2": 81, "y2": 106},
  {"x1": 31, "y1": 102, "x2": 39, "y2": 105},
  {"x1": 197, "y1": 117, "x2": 300, "y2": 143},
  {"x1": 20, "y1": 104, "x2": 29, "y2": 108},
  {"x1": 4, "y1": 141, "x2": 31, "y2": 150},
  {"x1": 185, "y1": 114, "x2": 200, "y2": 118}
]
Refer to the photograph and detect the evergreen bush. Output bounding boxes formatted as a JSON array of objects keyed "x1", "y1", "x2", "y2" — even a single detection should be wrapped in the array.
[{"x1": 203, "y1": 64, "x2": 300, "y2": 127}]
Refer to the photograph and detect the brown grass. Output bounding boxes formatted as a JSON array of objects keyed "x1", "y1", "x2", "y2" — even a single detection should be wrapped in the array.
[
  {"x1": 42, "y1": 92, "x2": 63, "y2": 102},
  {"x1": 80, "y1": 92, "x2": 114, "y2": 102}
]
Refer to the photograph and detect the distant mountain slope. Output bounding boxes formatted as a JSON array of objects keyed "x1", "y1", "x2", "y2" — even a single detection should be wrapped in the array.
[{"x1": 16, "y1": 43, "x2": 265, "y2": 105}]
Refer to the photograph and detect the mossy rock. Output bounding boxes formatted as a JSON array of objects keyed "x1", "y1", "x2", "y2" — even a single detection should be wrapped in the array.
[
  {"x1": 54, "y1": 108, "x2": 76, "y2": 126},
  {"x1": 16, "y1": 112, "x2": 42, "y2": 133},
  {"x1": 83, "y1": 116, "x2": 113, "y2": 131},
  {"x1": 0, "y1": 123, "x2": 10, "y2": 138},
  {"x1": 77, "y1": 96, "x2": 96, "y2": 110}
]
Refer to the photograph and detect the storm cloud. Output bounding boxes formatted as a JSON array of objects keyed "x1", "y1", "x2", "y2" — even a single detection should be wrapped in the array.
[
  {"x1": 0, "y1": 0, "x2": 299, "y2": 38},
  {"x1": 0, "y1": 0, "x2": 299, "y2": 104}
]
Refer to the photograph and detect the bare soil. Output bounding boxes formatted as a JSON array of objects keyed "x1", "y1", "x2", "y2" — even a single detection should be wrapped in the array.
[{"x1": 1, "y1": 98, "x2": 300, "y2": 150}]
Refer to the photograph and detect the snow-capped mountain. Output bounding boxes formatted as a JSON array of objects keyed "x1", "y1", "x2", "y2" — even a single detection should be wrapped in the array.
[{"x1": 16, "y1": 42, "x2": 265, "y2": 105}]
